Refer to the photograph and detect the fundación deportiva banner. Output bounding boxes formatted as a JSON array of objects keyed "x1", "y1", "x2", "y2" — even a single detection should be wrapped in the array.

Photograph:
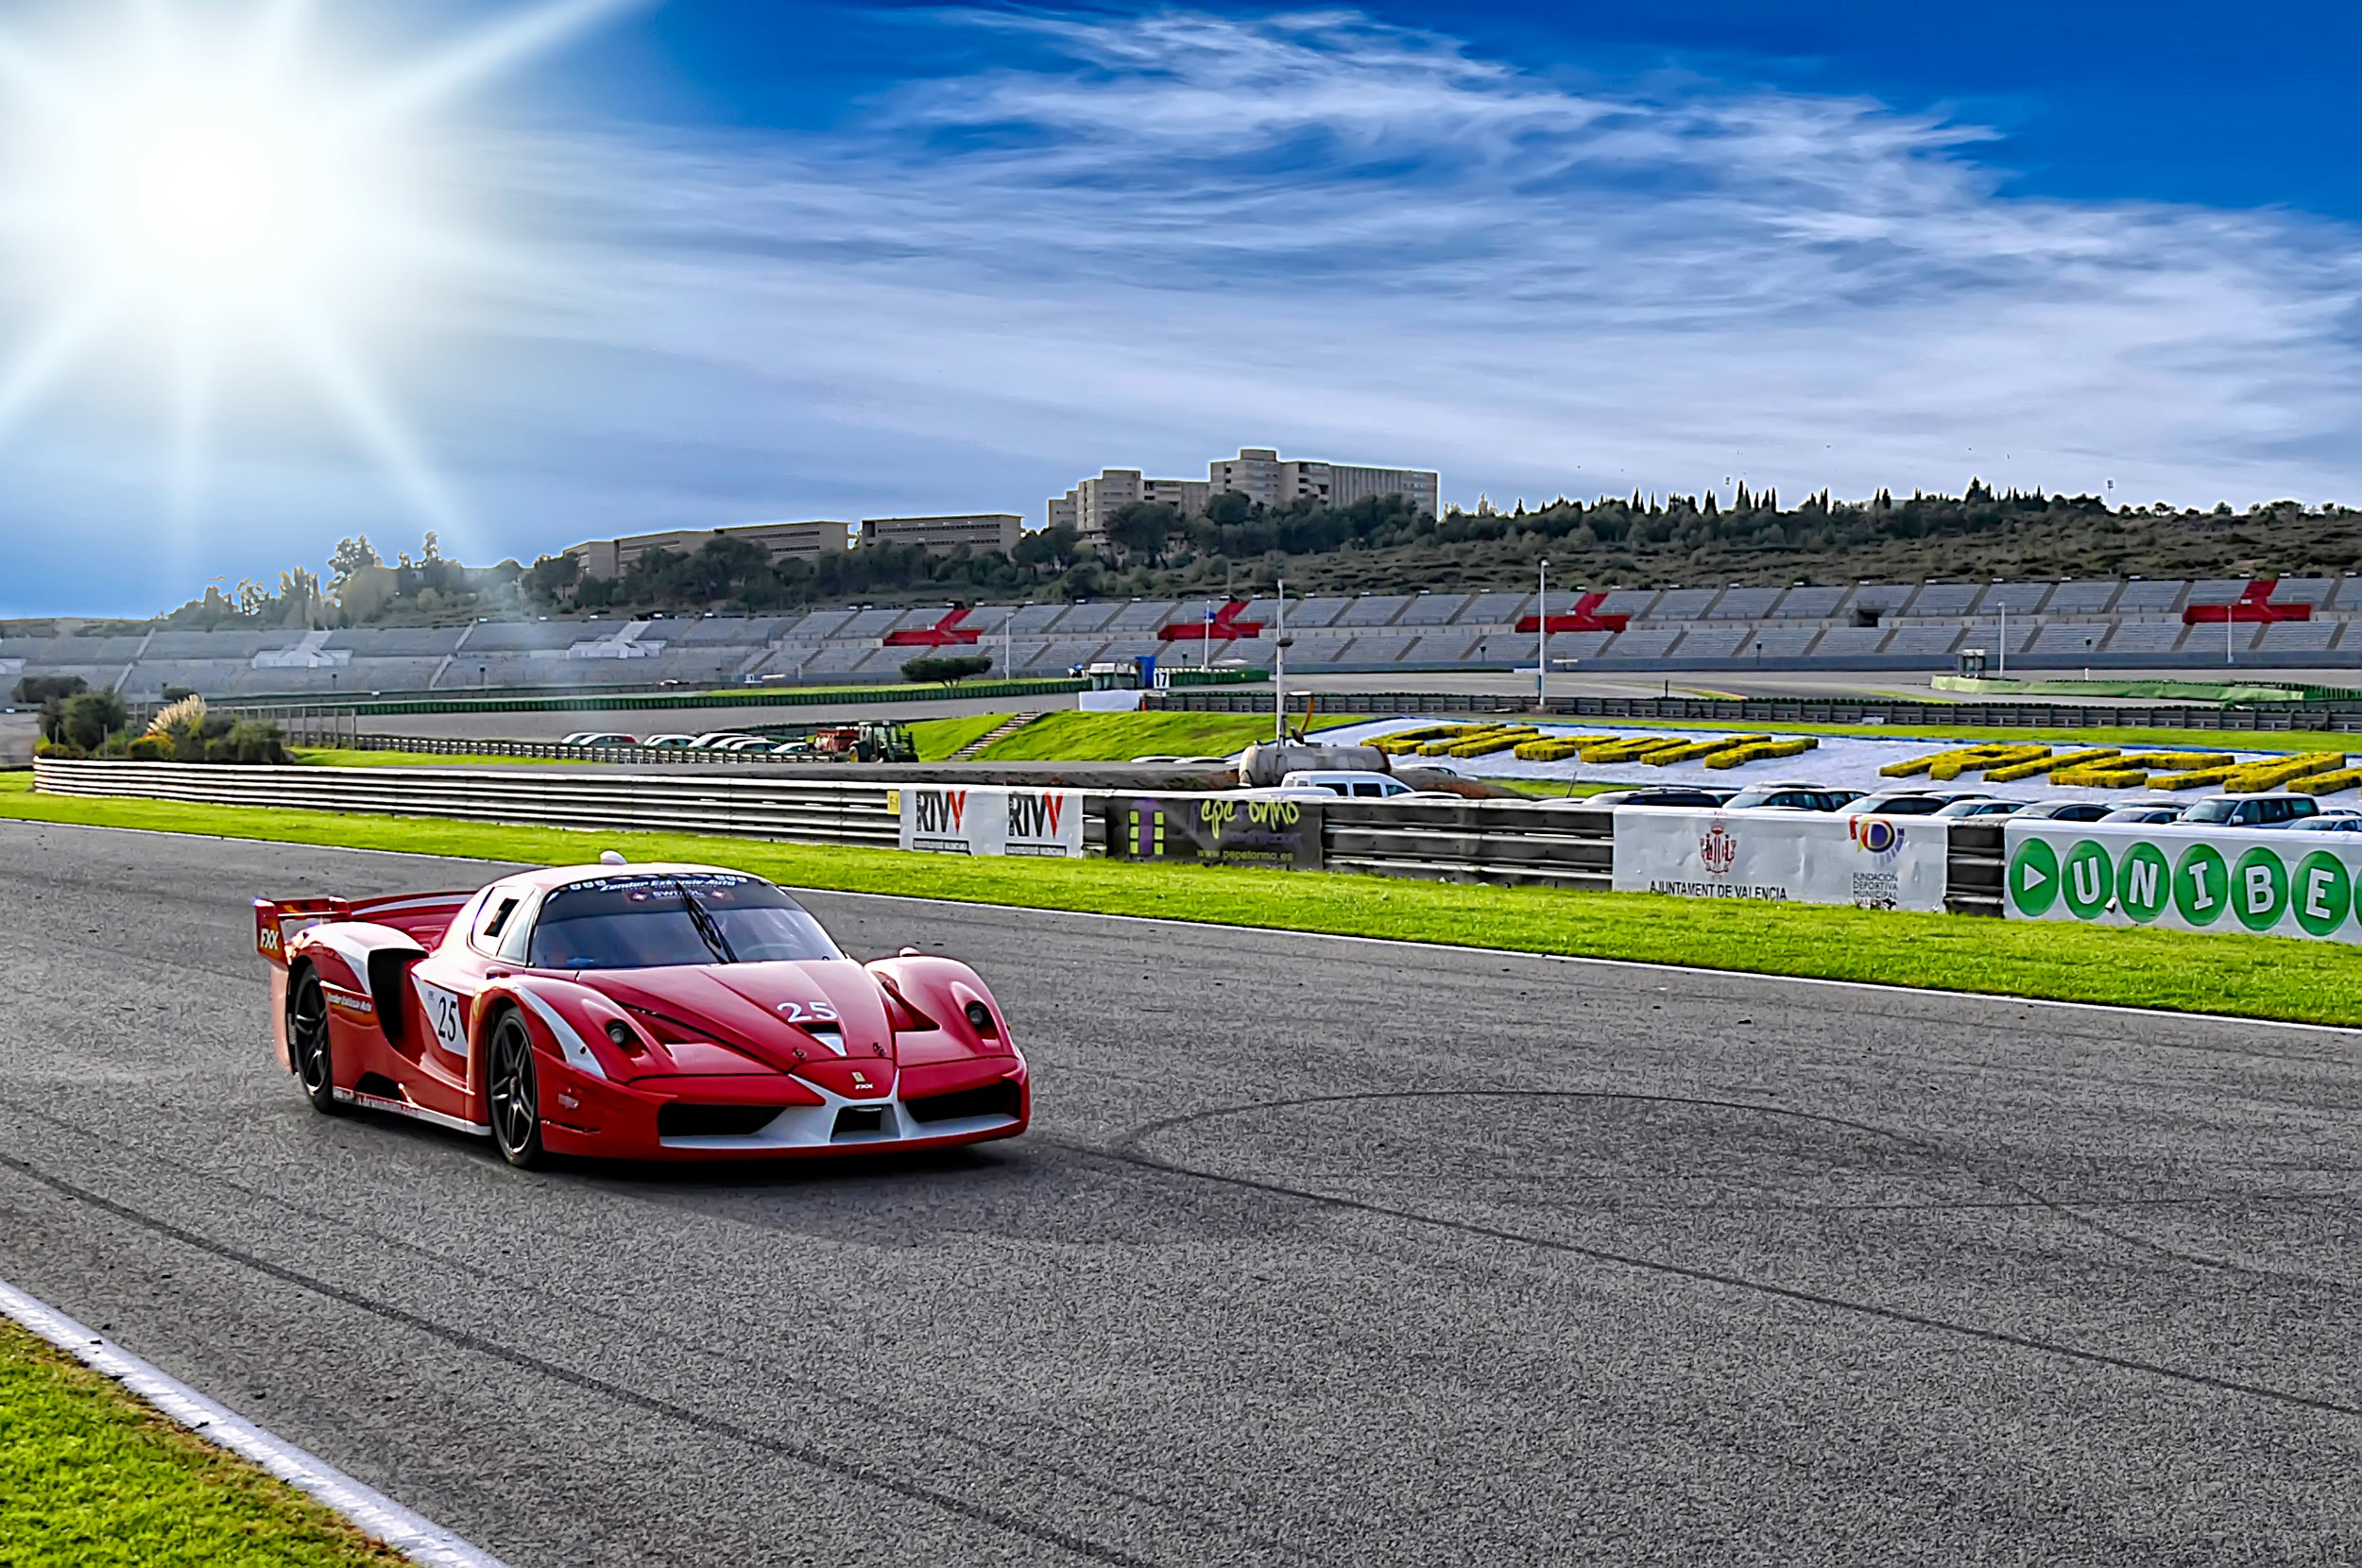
[
  {"x1": 893, "y1": 787, "x2": 1085, "y2": 858},
  {"x1": 1611, "y1": 808, "x2": 1949, "y2": 912},
  {"x1": 2003, "y1": 821, "x2": 2362, "y2": 943}
]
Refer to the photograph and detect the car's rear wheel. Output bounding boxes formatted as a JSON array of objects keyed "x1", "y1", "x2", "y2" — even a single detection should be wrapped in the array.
[
  {"x1": 288, "y1": 967, "x2": 340, "y2": 1116},
  {"x1": 487, "y1": 1010, "x2": 544, "y2": 1169}
]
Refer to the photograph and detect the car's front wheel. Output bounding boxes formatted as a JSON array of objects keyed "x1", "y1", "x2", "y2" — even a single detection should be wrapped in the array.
[
  {"x1": 288, "y1": 967, "x2": 341, "y2": 1116},
  {"x1": 486, "y1": 1009, "x2": 545, "y2": 1169}
]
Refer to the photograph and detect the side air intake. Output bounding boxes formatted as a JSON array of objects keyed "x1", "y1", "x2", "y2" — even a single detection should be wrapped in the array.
[
  {"x1": 902, "y1": 1081, "x2": 1021, "y2": 1125},
  {"x1": 657, "y1": 1103, "x2": 786, "y2": 1138}
]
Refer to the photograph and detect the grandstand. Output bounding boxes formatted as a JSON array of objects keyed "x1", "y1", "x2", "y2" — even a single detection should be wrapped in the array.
[{"x1": 19, "y1": 575, "x2": 2362, "y2": 701}]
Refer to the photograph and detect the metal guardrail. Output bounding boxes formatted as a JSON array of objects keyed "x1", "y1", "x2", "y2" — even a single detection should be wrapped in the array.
[
  {"x1": 29, "y1": 760, "x2": 1967, "y2": 911},
  {"x1": 33, "y1": 759, "x2": 900, "y2": 847},
  {"x1": 1148, "y1": 689, "x2": 2362, "y2": 733},
  {"x1": 1321, "y1": 798, "x2": 1614, "y2": 889},
  {"x1": 334, "y1": 735, "x2": 816, "y2": 766},
  {"x1": 170, "y1": 677, "x2": 1090, "y2": 725}
]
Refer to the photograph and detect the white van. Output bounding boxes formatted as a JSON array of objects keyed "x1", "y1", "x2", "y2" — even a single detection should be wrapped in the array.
[{"x1": 1280, "y1": 769, "x2": 1415, "y2": 799}]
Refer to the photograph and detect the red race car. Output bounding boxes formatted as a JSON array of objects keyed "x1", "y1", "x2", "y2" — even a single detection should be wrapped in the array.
[{"x1": 254, "y1": 859, "x2": 1028, "y2": 1167}]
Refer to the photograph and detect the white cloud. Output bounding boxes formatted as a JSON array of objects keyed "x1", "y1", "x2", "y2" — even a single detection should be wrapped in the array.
[
  {"x1": 465, "y1": 6, "x2": 2362, "y2": 533},
  {"x1": 15, "y1": 7, "x2": 2362, "y2": 610}
]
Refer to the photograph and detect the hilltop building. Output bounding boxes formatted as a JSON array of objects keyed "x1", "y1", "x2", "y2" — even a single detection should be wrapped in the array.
[
  {"x1": 1050, "y1": 447, "x2": 1440, "y2": 539},
  {"x1": 566, "y1": 520, "x2": 850, "y2": 580},
  {"x1": 860, "y1": 514, "x2": 1024, "y2": 556}
]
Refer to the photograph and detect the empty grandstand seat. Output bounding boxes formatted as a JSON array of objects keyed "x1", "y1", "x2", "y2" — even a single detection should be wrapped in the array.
[
  {"x1": 1704, "y1": 587, "x2": 1780, "y2": 620},
  {"x1": 1049, "y1": 603, "x2": 1121, "y2": 635},
  {"x1": 2104, "y1": 621, "x2": 2184, "y2": 654},
  {"x1": 1338, "y1": 595, "x2": 1412, "y2": 626},
  {"x1": 2256, "y1": 620, "x2": 2337, "y2": 653},
  {"x1": 1396, "y1": 591, "x2": 1471, "y2": 625},
  {"x1": 1903, "y1": 584, "x2": 1978, "y2": 617},
  {"x1": 2330, "y1": 578, "x2": 2362, "y2": 611},
  {"x1": 1285, "y1": 598, "x2": 1351, "y2": 628},
  {"x1": 1645, "y1": 588, "x2": 1719, "y2": 620},
  {"x1": 1105, "y1": 601, "x2": 1178, "y2": 631},
  {"x1": 2028, "y1": 622, "x2": 2112, "y2": 655},
  {"x1": 1599, "y1": 627, "x2": 1682, "y2": 659},
  {"x1": 2185, "y1": 578, "x2": 2251, "y2": 605},
  {"x1": 1593, "y1": 588, "x2": 1662, "y2": 619},
  {"x1": 1542, "y1": 630, "x2": 1616, "y2": 661},
  {"x1": 1669, "y1": 627, "x2": 1752, "y2": 658},
  {"x1": 2043, "y1": 580, "x2": 2122, "y2": 615},
  {"x1": 2270, "y1": 578, "x2": 2337, "y2": 606},
  {"x1": 1459, "y1": 590, "x2": 1534, "y2": 626},
  {"x1": 1411, "y1": 633, "x2": 1482, "y2": 664},
  {"x1": 2113, "y1": 580, "x2": 2189, "y2": 614},
  {"x1": 1971, "y1": 583, "x2": 2054, "y2": 615},
  {"x1": 836, "y1": 607, "x2": 904, "y2": 638},
  {"x1": 785, "y1": 608, "x2": 856, "y2": 639},
  {"x1": 1005, "y1": 604, "x2": 1065, "y2": 635},
  {"x1": 1807, "y1": 626, "x2": 1887, "y2": 657},
  {"x1": 1740, "y1": 625, "x2": 1819, "y2": 657},
  {"x1": 1771, "y1": 587, "x2": 1847, "y2": 619},
  {"x1": 1882, "y1": 625, "x2": 1964, "y2": 657},
  {"x1": 1847, "y1": 585, "x2": 1915, "y2": 619}
]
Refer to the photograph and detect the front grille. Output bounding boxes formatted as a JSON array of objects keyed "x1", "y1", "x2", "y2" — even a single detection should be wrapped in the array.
[
  {"x1": 902, "y1": 1080, "x2": 1020, "y2": 1125},
  {"x1": 657, "y1": 1103, "x2": 786, "y2": 1138},
  {"x1": 830, "y1": 1106, "x2": 888, "y2": 1139}
]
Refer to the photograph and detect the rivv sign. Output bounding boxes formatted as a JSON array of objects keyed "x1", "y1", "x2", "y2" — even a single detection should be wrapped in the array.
[
  {"x1": 2004, "y1": 822, "x2": 2362, "y2": 943},
  {"x1": 1611, "y1": 808, "x2": 1948, "y2": 912},
  {"x1": 1106, "y1": 793, "x2": 1324, "y2": 868},
  {"x1": 893, "y1": 787, "x2": 1085, "y2": 858}
]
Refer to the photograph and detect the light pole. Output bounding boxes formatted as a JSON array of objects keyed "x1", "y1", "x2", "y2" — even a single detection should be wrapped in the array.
[
  {"x1": 1536, "y1": 559, "x2": 1549, "y2": 711},
  {"x1": 1273, "y1": 577, "x2": 1291, "y2": 742}
]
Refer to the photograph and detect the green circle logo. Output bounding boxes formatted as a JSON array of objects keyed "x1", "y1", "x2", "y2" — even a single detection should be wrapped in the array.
[
  {"x1": 2062, "y1": 839, "x2": 2114, "y2": 920},
  {"x1": 2173, "y1": 844, "x2": 2230, "y2": 927},
  {"x1": 2292, "y1": 851, "x2": 2351, "y2": 938},
  {"x1": 2116, "y1": 842, "x2": 2171, "y2": 924},
  {"x1": 2232, "y1": 846, "x2": 2289, "y2": 932},
  {"x1": 2009, "y1": 837, "x2": 2060, "y2": 917}
]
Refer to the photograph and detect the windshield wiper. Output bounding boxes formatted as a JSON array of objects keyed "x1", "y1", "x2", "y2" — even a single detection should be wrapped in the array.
[{"x1": 669, "y1": 878, "x2": 739, "y2": 964}]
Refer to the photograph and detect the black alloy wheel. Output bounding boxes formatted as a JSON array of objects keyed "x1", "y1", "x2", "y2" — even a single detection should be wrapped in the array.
[
  {"x1": 487, "y1": 1010, "x2": 545, "y2": 1169},
  {"x1": 288, "y1": 968, "x2": 340, "y2": 1116}
]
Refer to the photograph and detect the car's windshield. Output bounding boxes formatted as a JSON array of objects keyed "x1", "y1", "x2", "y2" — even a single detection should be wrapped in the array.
[
  {"x1": 2182, "y1": 799, "x2": 2237, "y2": 824},
  {"x1": 526, "y1": 874, "x2": 843, "y2": 970}
]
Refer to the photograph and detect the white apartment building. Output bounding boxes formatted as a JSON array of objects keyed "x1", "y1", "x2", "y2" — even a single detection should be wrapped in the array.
[
  {"x1": 1049, "y1": 470, "x2": 1210, "y2": 539},
  {"x1": 566, "y1": 520, "x2": 850, "y2": 579},
  {"x1": 1052, "y1": 448, "x2": 1439, "y2": 539},
  {"x1": 860, "y1": 514, "x2": 1023, "y2": 556},
  {"x1": 1208, "y1": 448, "x2": 1440, "y2": 516}
]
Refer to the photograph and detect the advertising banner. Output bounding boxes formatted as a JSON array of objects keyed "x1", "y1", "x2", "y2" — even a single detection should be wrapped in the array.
[
  {"x1": 1106, "y1": 794, "x2": 1324, "y2": 868},
  {"x1": 1612, "y1": 808, "x2": 1949, "y2": 912},
  {"x1": 895, "y1": 787, "x2": 1084, "y2": 858},
  {"x1": 2003, "y1": 822, "x2": 2362, "y2": 943}
]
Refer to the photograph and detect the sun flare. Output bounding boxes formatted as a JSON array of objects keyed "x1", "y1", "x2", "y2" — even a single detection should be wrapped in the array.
[{"x1": 0, "y1": 0, "x2": 636, "y2": 525}]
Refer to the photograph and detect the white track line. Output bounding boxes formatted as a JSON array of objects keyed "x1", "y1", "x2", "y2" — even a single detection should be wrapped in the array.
[
  {"x1": 12, "y1": 816, "x2": 2361, "y2": 1040},
  {"x1": 0, "y1": 1278, "x2": 511, "y2": 1568}
]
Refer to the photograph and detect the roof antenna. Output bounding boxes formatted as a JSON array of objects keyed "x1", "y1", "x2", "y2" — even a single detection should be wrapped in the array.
[{"x1": 599, "y1": 850, "x2": 627, "y2": 865}]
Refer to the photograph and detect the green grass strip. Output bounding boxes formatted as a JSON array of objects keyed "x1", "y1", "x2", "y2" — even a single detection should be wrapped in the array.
[
  {"x1": 3, "y1": 772, "x2": 2355, "y2": 1027},
  {"x1": 0, "y1": 1319, "x2": 402, "y2": 1567},
  {"x1": 970, "y1": 710, "x2": 1355, "y2": 762}
]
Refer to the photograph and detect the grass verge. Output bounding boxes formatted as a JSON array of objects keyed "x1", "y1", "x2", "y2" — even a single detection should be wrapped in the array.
[
  {"x1": 909, "y1": 713, "x2": 1011, "y2": 761},
  {"x1": 3, "y1": 777, "x2": 2356, "y2": 1026},
  {"x1": 0, "y1": 1318, "x2": 402, "y2": 1566},
  {"x1": 973, "y1": 709, "x2": 1354, "y2": 761}
]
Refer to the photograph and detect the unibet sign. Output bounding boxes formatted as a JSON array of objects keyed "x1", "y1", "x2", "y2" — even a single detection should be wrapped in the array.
[{"x1": 2004, "y1": 822, "x2": 2362, "y2": 944}]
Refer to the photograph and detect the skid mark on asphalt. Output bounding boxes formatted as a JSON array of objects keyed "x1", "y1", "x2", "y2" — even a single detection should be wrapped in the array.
[
  {"x1": 1082, "y1": 1089, "x2": 2362, "y2": 1421},
  {"x1": 0, "y1": 1147, "x2": 1200, "y2": 1568}
]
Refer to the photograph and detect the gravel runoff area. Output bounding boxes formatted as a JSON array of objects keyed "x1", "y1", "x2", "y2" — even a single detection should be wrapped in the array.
[{"x1": 0, "y1": 819, "x2": 2355, "y2": 1566}]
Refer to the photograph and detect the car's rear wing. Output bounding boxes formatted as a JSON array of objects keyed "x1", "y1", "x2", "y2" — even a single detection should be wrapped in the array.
[{"x1": 253, "y1": 891, "x2": 476, "y2": 968}]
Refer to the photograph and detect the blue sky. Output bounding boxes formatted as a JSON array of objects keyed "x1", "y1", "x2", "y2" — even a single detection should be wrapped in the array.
[{"x1": 4, "y1": 0, "x2": 2361, "y2": 615}]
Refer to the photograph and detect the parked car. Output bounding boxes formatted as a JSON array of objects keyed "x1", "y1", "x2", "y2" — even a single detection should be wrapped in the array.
[
  {"x1": 1585, "y1": 786, "x2": 1735, "y2": 808},
  {"x1": 1280, "y1": 770, "x2": 1415, "y2": 799},
  {"x1": 2011, "y1": 800, "x2": 2115, "y2": 823},
  {"x1": 2286, "y1": 814, "x2": 2362, "y2": 832},
  {"x1": 2178, "y1": 793, "x2": 2321, "y2": 827},
  {"x1": 640, "y1": 734, "x2": 698, "y2": 748},
  {"x1": 2099, "y1": 805, "x2": 2184, "y2": 824},
  {"x1": 1722, "y1": 783, "x2": 1856, "y2": 811},
  {"x1": 558, "y1": 731, "x2": 637, "y2": 747},
  {"x1": 691, "y1": 732, "x2": 765, "y2": 749},
  {"x1": 1844, "y1": 791, "x2": 1983, "y2": 816},
  {"x1": 1935, "y1": 798, "x2": 2029, "y2": 818}
]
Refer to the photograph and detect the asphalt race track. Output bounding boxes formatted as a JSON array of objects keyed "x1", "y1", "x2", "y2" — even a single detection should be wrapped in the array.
[{"x1": 1, "y1": 821, "x2": 2357, "y2": 1566}]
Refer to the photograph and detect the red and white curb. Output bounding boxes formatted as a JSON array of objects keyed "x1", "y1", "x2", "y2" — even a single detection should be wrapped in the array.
[{"x1": 0, "y1": 1278, "x2": 511, "y2": 1568}]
